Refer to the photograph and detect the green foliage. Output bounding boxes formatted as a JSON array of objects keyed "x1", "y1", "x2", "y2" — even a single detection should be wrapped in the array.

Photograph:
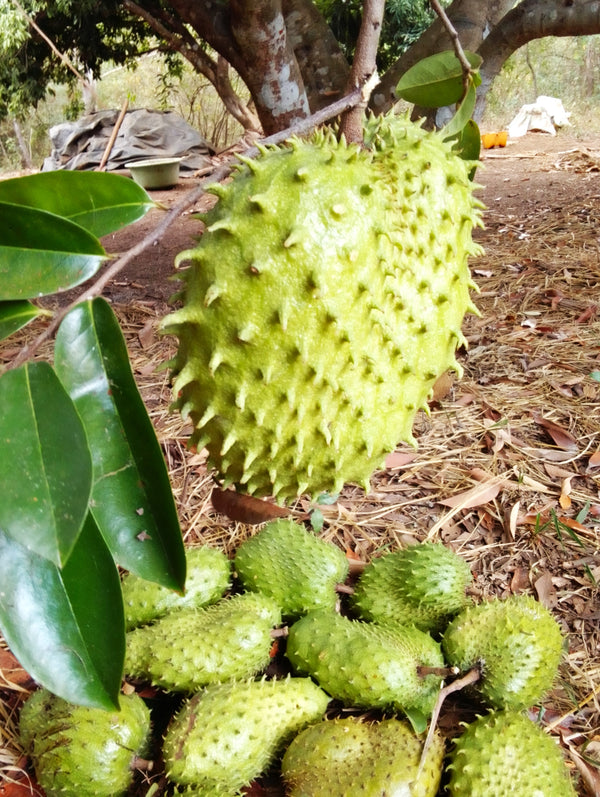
[
  {"x1": 0, "y1": 170, "x2": 186, "y2": 709},
  {"x1": 0, "y1": 0, "x2": 149, "y2": 119},
  {"x1": 316, "y1": 0, "x2": 449, "y2": 70}
]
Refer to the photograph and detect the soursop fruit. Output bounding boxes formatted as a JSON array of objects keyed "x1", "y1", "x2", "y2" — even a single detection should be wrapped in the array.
[
  {"x1": 351, "y1": 542, "x2": 473, "y2": 633},
  {"x1": 124, "y1": 591, "x2": 281, "y2": 692},
  {"x1": 161, "y1": 114, "x2": 481, "y2": 501},
  {"x1": 234, "y1": 518, "x2": 349, "y2": 618},
  {"x1": 442, "y1": 594, "x2": 564, "y2": 709},
  {"x1": 286, "y1": 610, "x2": 444, "y2": 727},
  {"x1": 122, "y1": 545, "x2": 231, "y2": 630},
  {"x1": 282, "y1": 715, "x2": 445, "y2": 797},
  {"x1": 19, "y1": 688, "x2": 151, "y2": 797},
  {"x1": 163, "y1": 677, "x2": 330, "y2": 794},
  {"x1": 447, "y1": 709, "x2": 576, "y2": 796}
]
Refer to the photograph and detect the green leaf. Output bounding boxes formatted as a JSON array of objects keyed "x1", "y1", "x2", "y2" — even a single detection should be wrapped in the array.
[
  {"x1": 0, "y1": 202, "x2": 106, "y2": 300},
  {"x1": 0, "y1": 515, "x2": 124, "y2": 709},
  {"x1": 451, "y1": 119, "x2": 481, "y2": 179},
  {"x1": 396, "y1": 50, "x2": 482, "y2": 107},
  {"x1": 0, "y1": 362, "x2": 93, "y2": 566},
  {"x1": 0, "y1": 300, "x2": 46, "y2": 340},
  {"x1": 54, "y1": 298, "x2": 186, "y2": 590},
  {"x1": 0, "y1": 171, "x2": 154, "y2": 237},
  {"x1": 441, "y1": 82, "x2": 477, "y2": 140}
]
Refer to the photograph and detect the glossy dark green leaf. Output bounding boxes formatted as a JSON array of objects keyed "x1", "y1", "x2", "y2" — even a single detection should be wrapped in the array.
[
  {"x1": 0, "y1": 362, "x2": 93, "y2": 566},
  {"x1": 0, "y1": 171, "x2": 154, "y2": 237},
  {"x1": 0, "y1": 202, "x2": 106, "y2": 300},
  {"x1": 0, "y1": 515, "x2": 124, "y2": 709},
  {"x1": 396, "y1": 50, "x2": 482, "y2": 107},
  {"x1": 452, "y1": 119, "x2": 481, "y2": 179},
  {"x1": 54, "y1": 298, "x2": 185, "y2": 590},
  {"x1": 440, "y1": 82, "x2": 477, "y2": 139},
  {"x1": 0, "y1": 300, "x2": 46, "y2": 340}
]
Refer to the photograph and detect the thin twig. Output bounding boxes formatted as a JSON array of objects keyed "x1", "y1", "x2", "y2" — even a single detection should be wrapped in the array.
[
  {"x1": 417, "y1": 666, "x2": 481, "y2": 780},
  {"x1": 9, "y1": 0, "x2": 87, "y2": 85},
  {"x1": 429, "y1": 0, "x2": 473, "y2": 93},
  {"x1": 8, "y1": 84, "x2": 370, "y2": 370}
]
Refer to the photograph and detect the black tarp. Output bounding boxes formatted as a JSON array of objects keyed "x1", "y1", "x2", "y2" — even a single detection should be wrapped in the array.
[{"x1": 42, "y1": 108, "x2": 214, "y2": 173}]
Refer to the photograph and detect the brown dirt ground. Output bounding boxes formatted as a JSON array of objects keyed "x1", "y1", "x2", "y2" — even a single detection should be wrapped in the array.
[{"x1": 1, "y1": 130, "x2": 600, "y2": 795}]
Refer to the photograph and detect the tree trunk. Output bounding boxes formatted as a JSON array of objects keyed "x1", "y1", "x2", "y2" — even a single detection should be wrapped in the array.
[
  {"x1": 12, "y1": 118, "x2": 32, "y2": 170},
  {"x1": 229, "y1": 0, "x2": 310, "y2": 133},
  {"x1": 165, "y1": 0, "x2": 349, "y2": 134},
  {"x1": 283, "y1": 0, "x2": 350, "y2": 111},
  {"x1": 475, "y1": 0, "x2": 600, "y2": 119}
]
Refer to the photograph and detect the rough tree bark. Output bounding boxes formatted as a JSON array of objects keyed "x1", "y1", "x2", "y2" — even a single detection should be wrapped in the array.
[
  {"x1": 475, "y1": 0, "x2": 600, "y2": 118},
  {"x1": 228, "y1": 0, "x2": 310, "y2": 133}
]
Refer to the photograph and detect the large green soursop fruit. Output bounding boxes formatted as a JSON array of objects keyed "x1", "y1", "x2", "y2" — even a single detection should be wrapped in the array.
[
  {"x1": 19, "y1": 688, "x2": 151, "y2": 797},
  {"x1": 447, "y1": 710, "x2": 576, "y2": 796},
  {"x1": 162, "y1": 114, "x2": 482, "y2": 501},
  {"x1": 282, "y1": 716, "x2": 445, "y2": 797}
]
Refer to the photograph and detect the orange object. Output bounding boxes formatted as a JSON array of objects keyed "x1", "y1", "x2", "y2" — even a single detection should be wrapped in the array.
[{"x1": 481, "y1": 131, "x2": 508, "y2": 149}]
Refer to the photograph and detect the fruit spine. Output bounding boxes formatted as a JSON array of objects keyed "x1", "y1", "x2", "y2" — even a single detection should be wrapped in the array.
[{"x1": 162, "y1": 115, "x2": 482, "y2": 501}]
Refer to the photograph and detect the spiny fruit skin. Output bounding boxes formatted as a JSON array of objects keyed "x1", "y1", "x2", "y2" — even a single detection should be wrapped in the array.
[
  {"x1": 442, "y1": 594, "x2": 564, "y2": 710},
  {"x1": 351, "y1": 542, "x2": 473, "y2": 633},
  {"x1": 124, "y1": 591, "x2": 281, "y2": 692},
  {"x1": 282, "y1": 715, "x2": 445, "y2": 797},
  {"x1": 447, "y1": 709, "x2": 576, "y2": 796},
  {"x1": 163, "y1": 677, "x2": 330, "y2": 794},
  {"x1": 122, "y1": 545, "x2": 231, "y2": 630},
  {"x1": 161, "y1": 114, "x2": 482, "y2": 502},
  {"x1": 286, "y1": 610, "x2": 444, "y2": 723},
  {"x1": 19, "y1": 689, "x2": 150, "y2": 797},
  {"x1": 234, "y1": 519, "x2": 349, "y2": 618}
]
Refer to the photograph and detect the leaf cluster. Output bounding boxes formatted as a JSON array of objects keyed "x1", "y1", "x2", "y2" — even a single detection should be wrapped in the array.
[
  {"x1": 0, "y1": 170, "x2": 186, "y2": 709},
  {"x1": 0, "y1": 0, "x2": 150, "y2": 119}
]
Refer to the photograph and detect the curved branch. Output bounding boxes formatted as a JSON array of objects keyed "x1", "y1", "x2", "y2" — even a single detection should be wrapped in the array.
[
  {"x1": 372, "y1": 0, "x2": 513, "y2": 114},
  {"x1": 475, "y1": 0, "x2": 600, "y2": 117},
  {"x1": 123, "y1": 0, "x2": 260, "y2": 131}
]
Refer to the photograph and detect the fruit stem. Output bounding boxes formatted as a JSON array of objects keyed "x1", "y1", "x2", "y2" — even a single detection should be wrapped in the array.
[
  {"x1": 271, "y1": 627, "x2": 289, "y2": 638},
  {"x1": 131, "y1": 756, "x2": 154, "y2": 772},
  {"x1": 417, "y1": 666, "x2": 481, "y2": 780},
  {"x1": 335, "y1": 583, "x2": 355, "y2": 595}
]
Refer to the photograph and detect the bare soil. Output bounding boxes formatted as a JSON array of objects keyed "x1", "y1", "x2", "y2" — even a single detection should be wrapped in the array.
[{"x1": 1, "y1": 129, "x2": 600, "y2": 795}]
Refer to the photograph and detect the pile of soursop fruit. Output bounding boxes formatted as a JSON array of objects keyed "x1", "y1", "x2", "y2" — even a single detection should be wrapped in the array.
[
  {"x1": 17, "y1": 113, "x2": 576, "y2": 794},
  {"x1": 20, "y1": 521, "x2": 575, "y2": 796}
]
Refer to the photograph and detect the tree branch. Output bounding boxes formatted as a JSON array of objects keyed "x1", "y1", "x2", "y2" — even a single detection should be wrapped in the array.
[
  {"x1": 9, "y1": 0, "x2": 86, "y2": 85},
  {"x1": 476, "y1": 0, "x2": 600, "y2": 117},
  {"x1": 340, "y1": 0, "x2": 385, "y2": 143},
  {"x1": 371, "y1": 0, "x2": 514, "y2": 114},
  {"x1": 9, "y1": 84, "x2": 369, "y2": 370}
]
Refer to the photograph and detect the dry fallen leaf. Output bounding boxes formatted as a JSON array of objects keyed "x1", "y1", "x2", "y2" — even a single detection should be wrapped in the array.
[
  {"x1": 559, "y1": 475, "x2": 574, "y2": 510},
  {"x1": 385, "y1": 451, "x2": 417, "y2": 468},
  {"x1": 532, "y1": 413, "x2": 579, "y2": 452},
  {"x1": 439, "y1": 478, "x2": 504, "y2": 510},
  {"x1": 588, "y1": 448, "x2": 600, "y2": 469},
  {"x1": 534, "y1": 570, "x2": 558, "y2": 608},
  {"x1": 211, "y1": 487, "x2": 293, "y2": 524}
]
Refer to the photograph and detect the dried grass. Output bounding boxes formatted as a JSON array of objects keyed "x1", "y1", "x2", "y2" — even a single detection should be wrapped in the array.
[{"x1": 1, "y1": 142, "x2": 599, "y2": 794}]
